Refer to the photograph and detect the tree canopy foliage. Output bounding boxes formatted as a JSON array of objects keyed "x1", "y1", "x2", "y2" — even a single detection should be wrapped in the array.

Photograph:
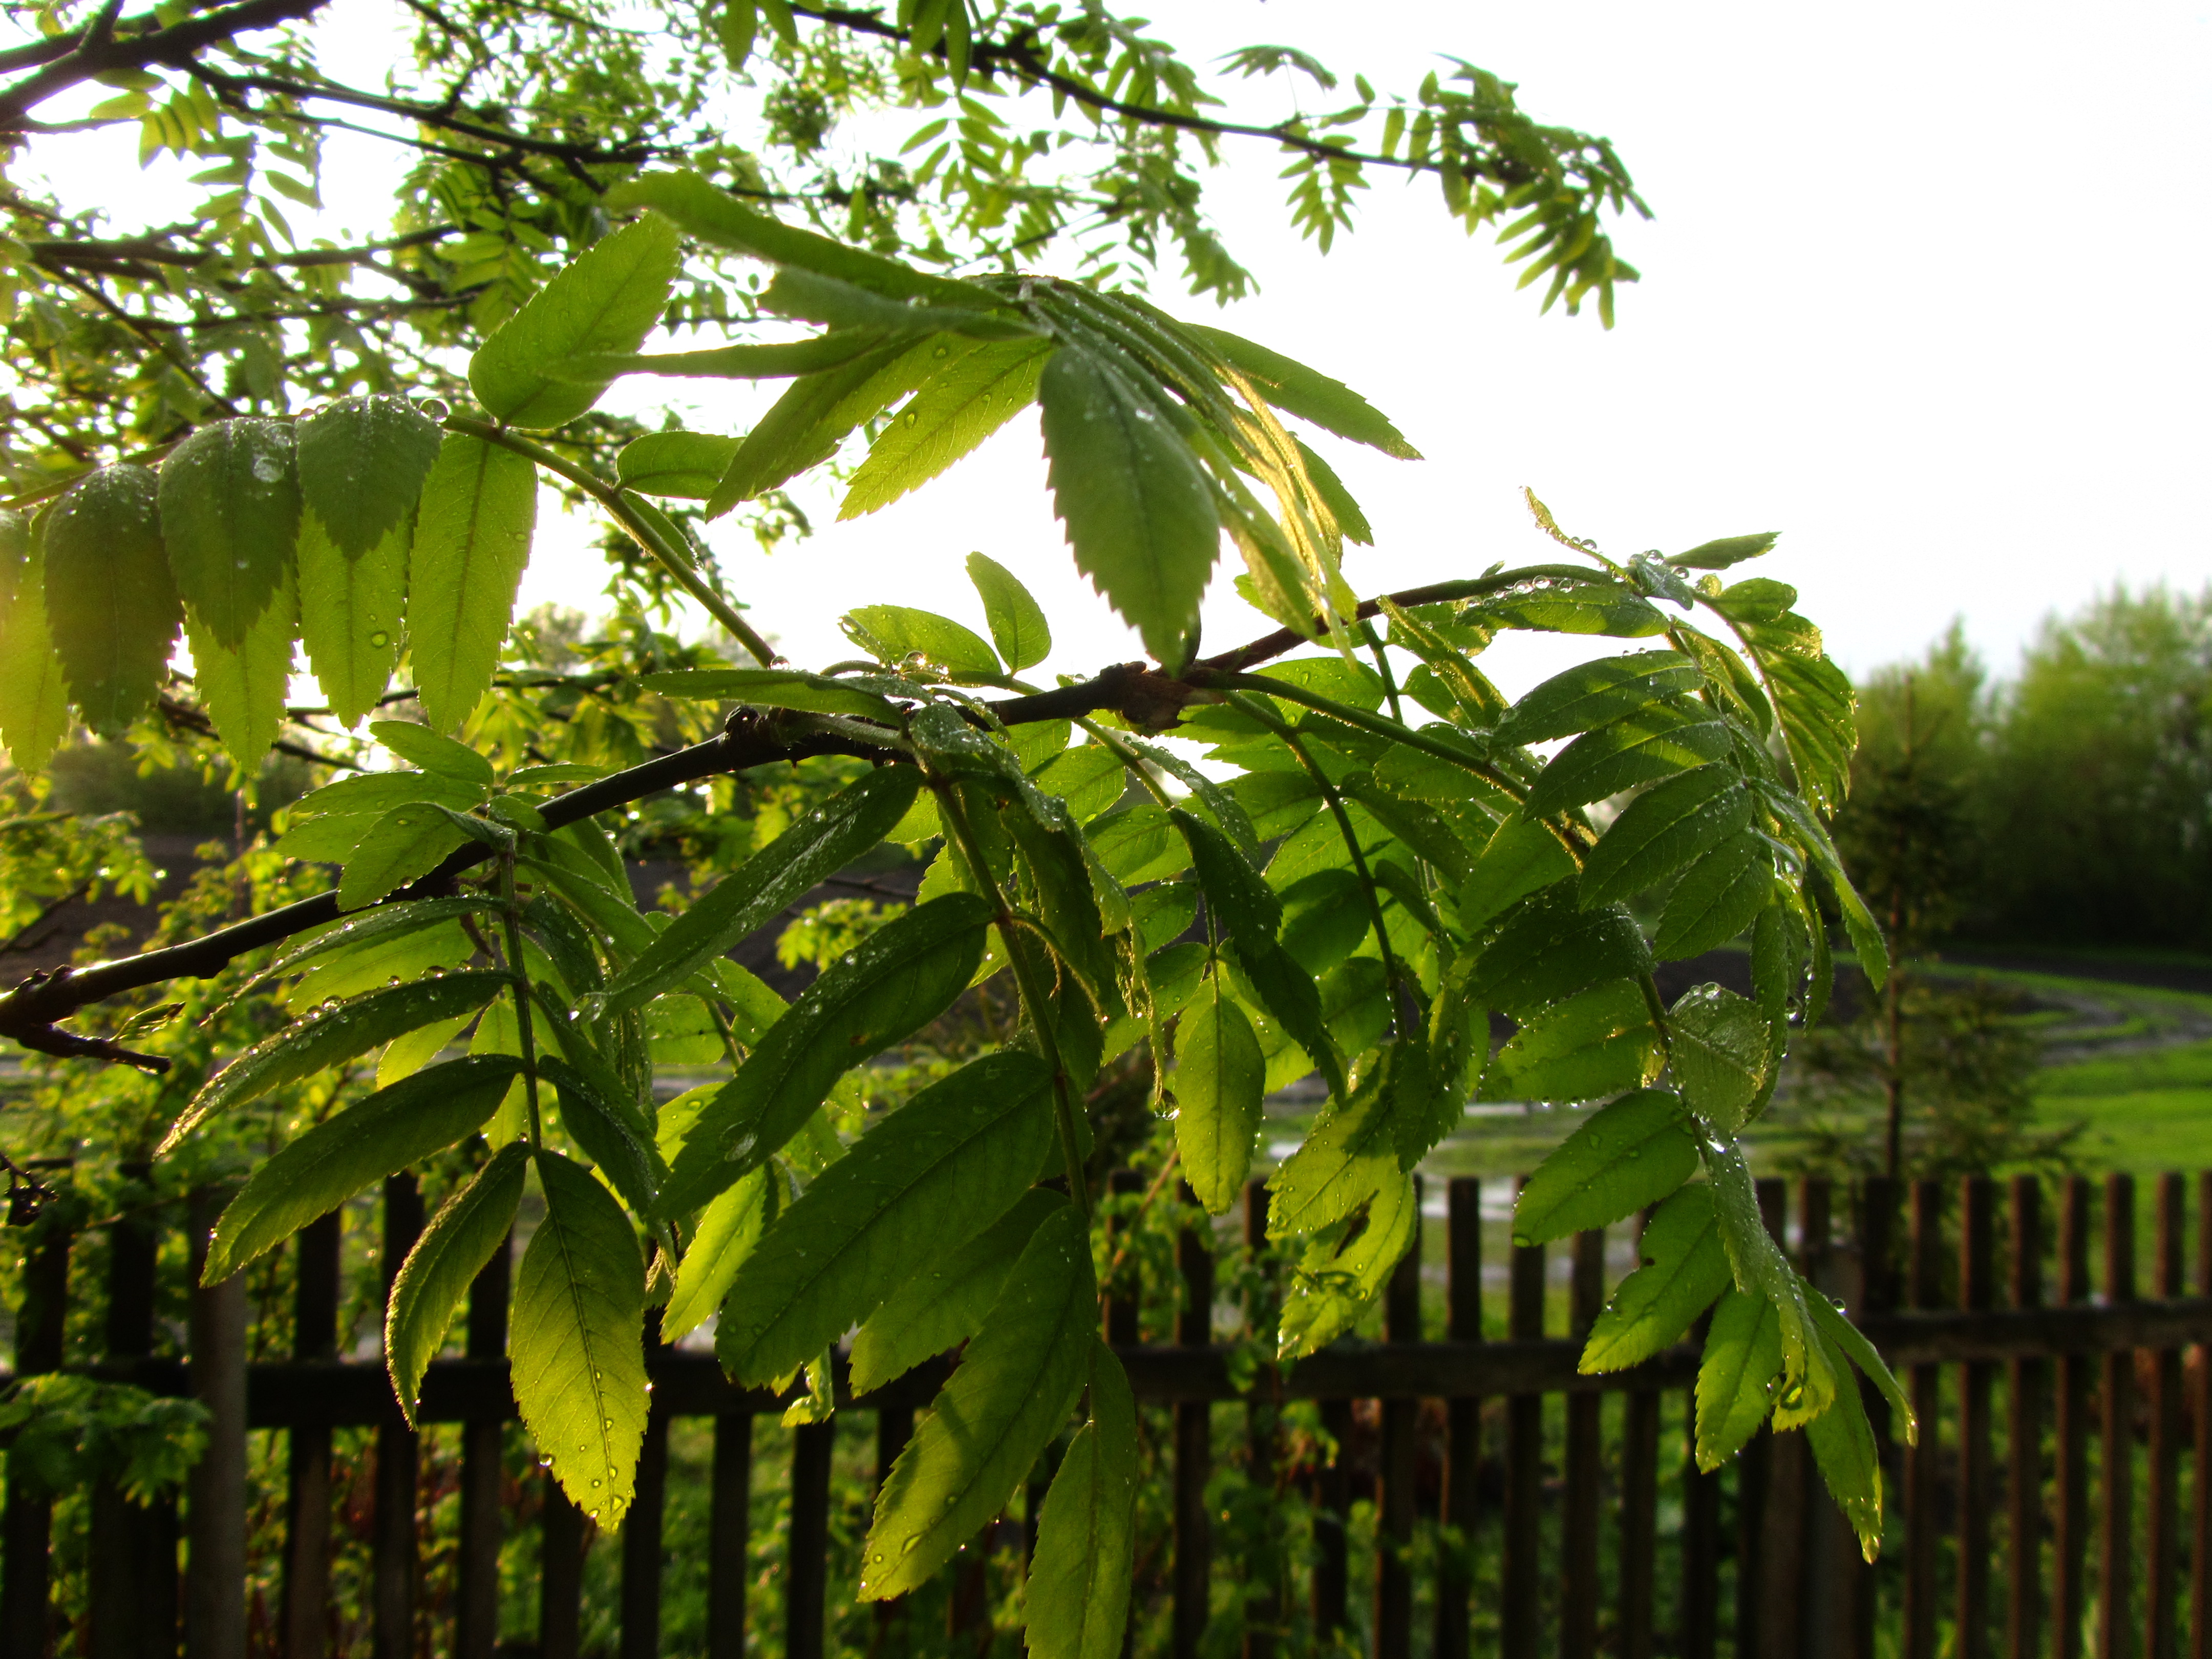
[{"x1": 0, "y1": 1, "x2": 1913, "y2": 1632}]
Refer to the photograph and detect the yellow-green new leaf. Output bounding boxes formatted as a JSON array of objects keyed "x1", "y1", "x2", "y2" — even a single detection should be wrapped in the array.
[
  {"x1": 1186, "y1": 325, "x2": 1419, "y2": 459},
  {"x1": 1027, "y1": 1344, "x2": 1139, "y2": 1659},
  {"x1": 203, "y1": 1055, "x2": 522, "y2": 1281},
  {"x1": 44, "y1": 464, "x2": 180, "y2": 737},
  {"x1": 513, "y1": 1149, "x2": 648, "y2": 1527},
  {"x1": 337, "y1": 801, "x2": 476, "y2": 911},
  {"x1": 1513, "y1": 1088, "x2": 1697, "y2": 1244},
  {"x1": 661, "y1": 1168, "x2": 771, "y2": 1343},
  {"x1": 1174, "y1": 977, "x2": 1265, "y2": 1215},
  {"x1": 469, "y1": 214, "x2": 682, "y2": 430},
  {"x1": 1694, "y1": 1287, "x2": 1781, "y2": 1470},
  {"x1": 408, "y1": 434, "x2": 536, "y2": 733},
  {"x1": 385, "y1": 1143, "x2": 526, "y2": 1423},
  {"x1": 859, "y1": 1202, "x2": 1094, "y2": 1600},
  {"x1": 185, "y1": 560, "x2": 297, "y2": 775},
  {"x1": 615, "y1": 432, "x2": 741, "y2": 499},
  {"x1": 965, "y1": 551, "x2": 1050, "y2": 671},
  {"x1": 841, "y1": 337, "x2": 1054, "y2": 519},
  {"x1": 157, "y1": 418, "x2": 299, "y2": 647},
  {"x1": 1581, "y1": 1184, "x2": 1731, "y2": 1373}
]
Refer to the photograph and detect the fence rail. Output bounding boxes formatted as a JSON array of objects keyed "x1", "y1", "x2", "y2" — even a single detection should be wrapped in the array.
[{"x1": 4, "y1": 1167, "x2": 2210, "y2": 1659}]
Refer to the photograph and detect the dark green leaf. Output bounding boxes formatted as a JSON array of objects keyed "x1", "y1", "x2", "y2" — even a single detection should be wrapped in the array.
[
  {"x1": 202, "y1": 1055, "x2": 521, "y2": 1279},
  {"x1": 1464, "y1": 892, "x2": 1651, "y2": 1019},
  {"x1": 1478, "y1": 979, "x2": 1664, "y2": 1105},
  {"x1": 1039, "y1": 342, "x2": 1219, "y2": 665},
  {"x1": 513, "y1": 1148, "x2": 648, "y2": 1526},
  {"x1": 964, "y1": 551, "x2": 1050, "y2": 671},
  {"x1": 614, "y1": 432, "x2": 742, "y2": 499},
  {"x1": 165, "y1": 972, "x2": 510, "y2": 1148},
  {"x1": 1027, "y1": 1343, "x2": 1139, "y2": 1659},
  {"x1": 157, "y1": 418, "x2": 299, "y2": 648},
  {"x1": 385, "y1": 1144, "x2": 525, "y2": 1423},
  {"x1": 1580, "y1": 766, "x2": 1750, "y2": 907},
  {"x1": 1175, "y1": 976, "x2": 1265, "y2": 1215},
  {"x1": 1701, "y1": 1140, "x2": 1834, "y2": 1421},
  {"x1": 1764, "y1": 652, "x2": 1857, "y2": 816},
  {"x1": 539, "y1": 1054, "x2": 665, "y2": 1218},
  {"x1": 1667, "y1": 984, "x2": 1773, "y2": 1135},
  {"x1": 1459, "y1": 814, "x2": 1578, "y2": 933},
  {"x1": 295, "y1": 394, "x2": 443, "y2": 558},
  {"x1": 469, "y1": 214, "x2": 682, "y2": 429},
  {"x1": 841, "y1": 337, "x2": 1055, "y2": 519},
  {"x1": 408, "y1": 434, "x2": 537, "y2": 733},
  {"x1": 1495, "y1": 650, "x2": 1700, "y2": 746},
  {"x1": 847, "y1": 1187, "x2": 1060, "y2": 1396},
  {"x1": 600, "y1": 768, "x2": 920, "y2": 1018},
  {"x1": 1581, "y1": 1184, "x2": 1730, "y2": 1373},
  {"x1": 1654, "y1": 831, "x2": 1775, "y2": 960},
  {"x1": 44, "y1": 464, "x2": 180, "y2": 737},
  {"x1": 716, "y1": 1051, "x2": 1053, "y2": 1385},
  {"x1": 370, "y1": 720, "x2": 495, "y2": 785},
  {"x1": 1187, "y1": 324, "x2": 1419, "y2": 458},
  {"x1": 1471, "y1": 578, "x2": 1666, "y2": 639},
  {"x1": 1524, "y1": 700, "x2": 1732, "y2": 817},
  {"x1": 1514, "y1": 1088, "x2": 1696, "y2": 1244},
  {"x1": 1805, "y1": 1350, "x2": 1884, "y2": 1560},
  {"x1": 659, "y1": 893, "x2": 991, "y2": 1217},
  {"x1": 859, "y1": 1202, "x2": 1093, "y2": 1600}
]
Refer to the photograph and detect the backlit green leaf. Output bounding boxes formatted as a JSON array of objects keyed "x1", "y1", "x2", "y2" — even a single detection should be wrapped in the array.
[
  {"x1": 1654, "y1": 831, "x2": 1774, "y2": 960},
  {"x1": 964, "y1": 551, "x2": 1050, "y2": 671},
  {"x1": 1187, "y1": 324, "x2": 1418, "y2": 458},
  {"x1": 615, "y1": 432, "x2": 742, "y2": 499},
  {"x1": 1479, "y1": 979, "x2": 1663, "y2": 1105},
  {"x1": 841, "y1": 337, "x2": 1054, "y2": 518},
  {"x1": 1175, "y1": 977, "x2": 1265, "y2": 1215},
  {"x1": 0, "y1": 540, "x2": 72, "y2": 772},
  {"x1": 385, "y1": 1143, "x2": 525, "y2": 1423},
  {"x1": 845, "y1": 604, "x2": 997, "y2": 675},
  {"x1": 1581, "y1": 1184, "x2": 1730, "y2": 1373},
  {"x1": 1667, "y1": 984, "x2": 1773, "y2": 1135},
  {"x1": 1524, "y1": 700, "x2": 1732, "y2": 818},
  {"x1": 370, "y1": 720, "x2": 495, "y2": 785},
  {"x1": 1579, "y1": 765, "x2": 1750, "y2": 907},
  {"x1": 202, "y1": 1055, "x2": 521, "y2": 1279},
  {"x1": 44, "y1": 464, "x2": 180, "y2": 737},
  {"x1": 1805, "y1": 1350, "x2": 1883, "y2": 1560},
  {"x1": 1464, "y1": 892, "x2": 1651, "y2": 1019},
  {"x1": 660, "y1": 892, "x2": 991, "y2": 1217},
  {"x1": 158, "y1": 418, "x2": 299, "y2": 649},
  {"x1": 1026, "y1": 1343, "x2": 1138, "y2": 1659},
  {"x1": 470, "y1": 214, "x2": 682, "y2": 429},
  {"x1": 513, "y1": 1148, "x2": 648, "y2": 1526},
  {"x1": 716, "y1": 1051, "x2": 1053, "y2": 1385},
  {"x1": 662, "y1": 1167, "x2": 771, "y2": 1343},
  {"x1": 1459, "y1": 814, "x2": 1578, "y2": 933},
  {"x1": 539, "y1": 1054, "x2": 665, "y2": 1218},
  {"x1": 296, "y1": 513, "x2": 405, "y2": 727},
  {"x1": 1039, "y1": 342, "x2": 1219, "y2": 665},
  {"x1": 295, "y1": 394, "x2": 443, "y2": 559},
  {"x1": 1694, "y1": 1287, "x2": 1781, "y2": 1469},
  {"x1": 859, "y1": 1201, "x2": 1093, "y2": 1600},
  {"x1": 183, "y1": 560, "x2": 297, "y2": 775},
  {"x1": 1471, "y1": 578, "x2": 1666, "y2": 639},
  {"x1": 1513, "y1": 1088, "x2": 1695, "y2": 1243},
  {"x1": 337, "y1": 801, "x2": 475, "y2": 911},
  {"x1": 636, "y1": 667, "x2": 903, "y2": 720},
  {"x1": 1670, "y1": 532, "x2": 1779, "y2": 570},
  {"x1": 1267, "y1": 1063, "x2": 1399, "y2": 1238},
  {"x1": 848, "y1": 1188, "x2": 1060, "y2": 1396},
  {"x1": 1495, "y1": 650, "x2": 1700, "y2": 746},
  {"x1": 408, "y1": 434, "x2": 537, "y2": 733}
]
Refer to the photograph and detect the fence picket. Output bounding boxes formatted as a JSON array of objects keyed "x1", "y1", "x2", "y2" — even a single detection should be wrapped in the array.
[
  {"x1": 2194, "y1": 1173, "x2": 2212, "y2": 1659},
  {"x1": 1503, "y1": 1187, "x2": 1545, "y2": 1659},
  {"x1": 1244, "y1": 1180, "x2": 1281, "y2": 1659},
  {"x1": 1854, "y1": 1175, "x2": 1900, "y2": 1659},
  {"x1": 2010, "y1": 1175, "x2": 2047, "y2": 1659},
  {"x1": 1435, "y1": 1175, "x2": 1482, "y2": 1659},
  {"x1": 2150, "y1": 1174, "x2": 2185, "y2": 1659},
  {"x1": 540, "y1": 1479, "x2": 587, "y2": 1659},
  {"x1": 2, "y1": 1223, "x2": 67, "y2": 1659},
  {"x1": 186, "y1": 1185, "x2": 248, "y2": 1659},
  {"x1": 2104, "y1": 1173, "x2": 2139, "y2": 1659},
  {"x1": 1961, "y1": 1176, "x2": 1996, "y2": 1659},
  {"x1": 788, "y1": 1420, "x2": 835, "y2": 1659},
  {"x1": 282, "y1": 1210, "x2": 341, "y2": 1659},
  {"x1": 621, "y1": 1311, "x2": 672, "y2": 1659},
  {"x1": 709, "y1": 1413, "x2": 753, "y2": 1659},
  {"x1": 2059, "y1": 1175, "x2": 2095, "y2": 1659},
  {"x1": 1375, "y1": 1176, "x2": 1422, "y2": 1659},
  {"x1": 93, "y1": 1175, "x2": 175, "y2": 1659},
  {"x1": 1905, "y1": 1178, "x2": 1945, "y2": 1659}
]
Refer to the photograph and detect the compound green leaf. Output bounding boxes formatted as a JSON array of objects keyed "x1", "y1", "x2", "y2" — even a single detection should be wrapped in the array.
[
  {"x1": 513, "y1": 1148, "x2": 648, "y2": 1526},
  {"x1": 1464, "y1": 892, "x2": 1651, "y2": 1019},
  {"x1": 859, "y1": 1201, "x2": 1093, "y2": 1600},
  {"x1": 1039, "y1": 342, "x2": 1219, "y2": 665},
  {"x1": 1278, "y1": 1171, "x2": 1418, "y2": 1357},
  {"x1": 1187, "y1": 324, "x2": 1418, "y2": 458},
  {"x1": 601, "y1": 767, "x2": 920, "y2": 1018},
  {"x1": 1459, "y1": 813, "x2": 1578, "y2": 933},
  {"x1": 842, "y1": 337, "x2": 1054, "y2": 518},
  {"x1": 1806, "y1": 1353, "x2": 1884, "y2": 1560},
  {"x1": 660, "y1": 893, "x2": 991, "y2": 1217},
  {"x1": 1764, "y1": 652, "x2": 1857, "y2": 816},
  {"x1": 1667, "y1": 984, "x2": 1773, "y2": 1135},
  {"x1": 1495, "y1": 650, "x2": 1700, "y2": 747},
  {"x1": 539, "y1": 1055, "x2": 665, "y2": 1219},
  {"x1": 1701, "y1": 1140, "x2": 1833, "y2": 1421},
  {"x1": 337, "y1": 801, "x2": 476, "y2": 910},
  {"x1": 370, "y1": 720, "x2": 495, "y2": 785},
  {"x1": 1479, "y1": 979, "x2": 1664, "y2": 1105},
  {"x1": 44, "y1": 464, "x2": 180, "y2": 737},
  {"x1": 846, "y1": 604, "x2": 997, "y2": 675},
  {"x1": 1524, "y1": 700, "x2": 1732, "y2": 818},
  {"x1": 166, "y1": 971, "x2": 511, "y2": 1148},
  {"x1": 295, "y1": 394, "x2": 443, "y2": 558},
  {"x1": 1267, "y1": 1065, "x2": 1399, "y2": 1238},
  {"x1": 716, "y1": 1051, "x2": 1053, "y2": 1385},
  {"x1": 0, "y1": 540, "x2": 71, "y2": 772},
  {"x1": 1670, "y1": 532, "x2": 1778, "y2": 570},
  {"x1": 1806, "y1": 1291, "x2": 1915, "y2": 1440},
  {"x1": 1513, "y1": 1088, "x2": 1696, "y2": 1244},
  {"x1": 1695, "y1": 1287, "x2": 1782, "y2": 1469},
  {"x1": 1581, "y1": 1184, "x2": 1730, "y2": 1373},
  {"x1": 1026, "y1": 1343, "x2": 1138, "y2": 1659},
  {"x1": 408, "y1": 434, "x2": 536, "y2": 733},
  {"x1": 184, "y1": 561, "x2": 297, "y2": 774},
  {"x1": 1472, "y1": 578, "x2": 1666, "y2": 639},
  {"x1": 964, "y1": 551, "x2": 1050, "y2": 671},
  {"x1": 296, "y1": 513, "x2": 405, "y2": 726},
  {"x1": 848, "y1": 1187, "x2": 1060, "y2": 1395},
  {"x1": 1580, "y1": 766, "x2": 1751, "y2": 908},
  {"x1": 1175, "y1": 977, "x2": 1265, "y2": 1215},
  {"x1": 202, "y1": 1055, "x2": 521, "y2": 1280},
  {"x1": 1654, "y1": 831, "x2": 1775, "y2": 960},
  {"x1": 385, "y1": 1143, "x2": 525, "y2": 1423},
  {"x1": 470, "y1": 214, "x2": 682, "y2": 429},
  {"x1": 662, "y1": 1167, "x2": 771, "y2": 1343},
  {"x1": 614, "y1": 432, "x2": 742, "y2": 499},
  {"x1": 157, "y1": 418, "x2": 299, "y2": 649}
]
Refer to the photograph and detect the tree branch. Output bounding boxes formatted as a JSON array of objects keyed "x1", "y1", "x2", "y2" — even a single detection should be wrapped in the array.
[{"x1": 0, "y1": 0, "x2": 330, "y2": 133}]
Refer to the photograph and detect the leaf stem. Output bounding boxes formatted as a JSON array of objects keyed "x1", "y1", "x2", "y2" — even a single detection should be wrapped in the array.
[{"x1": 496, "y1": 854, "x2": 543, "y2": 1149}]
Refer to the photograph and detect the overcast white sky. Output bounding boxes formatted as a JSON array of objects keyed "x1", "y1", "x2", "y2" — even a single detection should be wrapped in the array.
[{"x1": 31, "y1": 1, "x2": 2212, "y2": 695}]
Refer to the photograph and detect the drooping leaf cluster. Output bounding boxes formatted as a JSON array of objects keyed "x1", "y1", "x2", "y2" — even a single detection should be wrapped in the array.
[{"x1": 0, "y1": 167, "x2": 1902, "y2": 1640}]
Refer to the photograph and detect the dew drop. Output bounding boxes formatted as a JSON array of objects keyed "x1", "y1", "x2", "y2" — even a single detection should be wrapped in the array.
[
  {"x1": 902, "y1": 410, "x2": 919, "y2": 426},
  {"x1": 369, "y1": 631, "x2": 389, "y2": 648}
]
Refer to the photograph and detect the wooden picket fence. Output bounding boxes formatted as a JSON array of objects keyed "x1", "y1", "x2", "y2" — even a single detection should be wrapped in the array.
[{"x1": 3, "y1": 1167, "x2": 2211, "y2": 1659}]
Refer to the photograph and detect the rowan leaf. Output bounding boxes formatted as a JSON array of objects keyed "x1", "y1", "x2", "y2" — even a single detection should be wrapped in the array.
[
  {"x1": 662, "y1": 1168, "x2": 772, "y2": 1343},
  {"x1": 539, "y1": 1054, "x2": 665, "y2": 1218},
  {"x1": 337, "y1": 801, "x2": 476, "y2": 910},
  {"x1": 848, "y1": 1188, "x2": 1060, "y2": 1395},
  {"x1": 1495, "y1": 650, "x2": 1701, "y2": 746},
  {"x1": 1174, "y1": 975, "x2": 1266, "y2": 1215},
  {"x1": 841, "y1": 336, "x2": 1054, "y2": 518},
  {"x1": 1277, "y1": 1172, "x2": 1419, "y2": 1357},
  {"x1": 859, "y1": 1202, "x2": 1094, "y2": 1600},
  {"x1": 1266, "y1": 1064, "x2": 1399, "y2": 1238},
  {"x1": 845, "y1": 604, "x2": 997, "y2": 675},
  {"x1": 202, "y1": 1055, "x2": 521, "y2": 1280},
  {"x1": 184, "y1": 560, "x2": 297, "y2": 774},
  {"x1": 659, "y1": 892, "x2": 991, "y2": 1217},
  {"x1": 1039, "y1": 342, "x2": 1219, "y2": 665},
  {"x1": 294, "y1": 394, "x2": 443, "y2": 558},
  {"x1": 637, "y1": 667, "x2": 902, "y2": 721},
  {"x1": 600, "y1": 767, "x2": 920, "y2": 1018},
  {"x1": 1513, "y1": 1088, "x2": 1696, "y2": 1244},
  {"x1": 716, "y1": 1051, "x2": 1053, "y2": 1385},
  {"x1": 1460, "y1": 813, "x2": 1578, "y2": 933},
  {"x1": 469, "y1": 214, "x2": 682, "y2": 429},
  {"x1": 1695, "y1": 1287, "x2": 1781, "y2": 1469},
  {"x1": 366, "y1": 720, "x2": 494, "y2": 785},
  {"x1": 1026, "y1": 1343, "x2": 1139, "y2": 1659},
  {"x1": 513, "y1": 1148, "x2": 648, "y2": 1526},
  {"x1": 614, "y1": 432, "x2": 741, "y2": 499},
  {"x1": 1667, "y1": 984, "x2": 1773, "y2": 1135},
  {"x1": 1524, "y1": 700, "x2": 1732, "y2": 817},
  {"x1": 385, "y1": 1143, "x2": 525, "y2": 1423},
  {"x1": 1805, "y1": 1350, "x2": 1884, "y2": 1560},
  {"x1": 1480, "y1": 978, "x2": 1664, "y2": 1105},
  {"x1": 296, "y1": 512, "x2": 405, "y2": 726},
  {"x1": 1654, "y1": 831, "x2": 1775, "y2": 960},
  {"x1": 1579, "y1": 765, "x2": 1751, "y2": 907},
  {"x1": 1581, "y1": 1184, "x2": 1730, "y2": 1373},
  {"x1": 408, "y1": 434, "x2": 537, "y2": 732},
  {"x1": 157, "y1": 418, "x2": 299, "y2": 648},
  {"x1": 1464, "y1": 892, "x2": 1651, "y2": 1019},
  {"x1": 1670, "y1": 532, "x2": 1779, "y2": 570},
  {"x1": 43, "y1": 464, "x2": 180, "y2": 737},
  {"x1": 1186, "y1": 324, "x2": 1419, "y2": 458},
  {"x1": 0, "y1": 539, "x2": 74, "y2": 772}
]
